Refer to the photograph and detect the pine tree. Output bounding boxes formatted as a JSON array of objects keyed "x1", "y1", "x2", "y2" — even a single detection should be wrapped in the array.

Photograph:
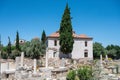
[
  {"x1": 7, "y1": 37, "x2": 11, "y2": 57},
  {"x1": 41, "y1": 30, "x2": 46, "y2": 44},
  {"x1": 59, "y1": 4, "x2": 74, "y2": 54},
  {"x1": 0, "y1": 35, "x2": 2, "y2": 51},
  {"x1": 16, "y1": 31, "x2": 20, "y2": 51}
]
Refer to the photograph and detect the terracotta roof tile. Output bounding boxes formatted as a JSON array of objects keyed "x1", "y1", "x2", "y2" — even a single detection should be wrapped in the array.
[
  {"x1": 48, "y1": 31, "x2": 92, "y2": 39},
  {"x1": 79, "y1": 34, "x2": 90, "y2": 38}
]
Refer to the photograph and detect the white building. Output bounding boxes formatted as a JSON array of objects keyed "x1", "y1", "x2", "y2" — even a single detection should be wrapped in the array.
[
  {"x1": 47, "y1": 31, "x2": 93, "y2": 60},
  {"x1": 14, "y1": 39, "x2": 26, "y2": 45}
]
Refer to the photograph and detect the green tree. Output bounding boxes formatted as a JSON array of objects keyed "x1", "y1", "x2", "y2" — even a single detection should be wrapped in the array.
[
  {"x1": 59, "y1": 4, "x2": 74, "y2": 55},
  {"x1": 2, "y1": 46, "x2": 7, "y2": 52},
  {"x1": 41, "y1": 30, "x2": 47, "y2": 54},
  {"x1": 10, "y1": 49, "x2": 20, "y2": 59},
  {"x1": 21, "y1": 41, "x2": 30, "y2": 57},
  {"x1": 1, "y1": 51, "x2": 8, "y2": 59},
  {"x1": 93, "y1": 42, "x2": 105, "y2": 59},
  {"x1": 106, "y1": 45, "x2": 120, "y2": 59},
  {"x1": 41, "y1": 30, "x2": 46, "y2": 44},
  {"x1": 16, "y1": 31, "x2": 20, "y2": 51},
  {"x1": 7, "y1": 37, "x2": 12, "y2": 58},
  {"x1": 22, "y1": 38, "x2": 46, "y2": 59},
  {"x1": 0, "y1": 35, "x2": 3, "y2": 58},
  {"x1": 0, "y1": 35, "x2": 2, "y2": 51}
]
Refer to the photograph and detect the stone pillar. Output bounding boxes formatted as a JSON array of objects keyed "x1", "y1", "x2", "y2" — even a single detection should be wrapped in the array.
[
  {"x1": 33, "y1": 59, "x2": 37, "y2": 74},
  {"x1": 0, "y1": 51, "x2": 1, "y2": 59},
  {"x1": 7, "y1": 62, "x2": 9, "y2": 70},
  {"x1": 61, "y1": 58, "x2": 65, "y2": 67},
  {"x1": 21, "y1": 52, "x2": 24, "y2": 67},
  {"x1": 105, "y1": 54, "x2": 108, "y2": 60},
  {"x1": 100, "y1": 54, "x2": 103, "y2": 68}
]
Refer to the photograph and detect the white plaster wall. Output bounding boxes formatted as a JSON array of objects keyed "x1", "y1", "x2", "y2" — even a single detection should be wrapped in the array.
[
  {"x1": 47, "y1": 37, "x2": 93, "y2": 59},
  {"x1": 47, "y1": 38, "x2": 60, "y2": 48},
  {"x1": 71, "y1": 39, "x2": 84, "y2": 59},
  {"x1": 47, "y1": 38, "x2": 60, "y2": 58},
  {"x1": 71, "y1": 39, "x2": 93, "y2": 59}
]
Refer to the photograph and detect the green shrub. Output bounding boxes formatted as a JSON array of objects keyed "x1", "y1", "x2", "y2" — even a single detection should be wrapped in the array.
[
  {"x1": 77, "y1": 66, "x2": 93, "y2": 80},
  {"x1": 66, "y1": 70, "x2": 76, "y2": 80},
  {"x1": 66, "y1": 66, "x2": 93, "y2": 80},
  {"x1": 1, "y1": 51, "x2": 8, "y2": 59},
  {"x1": 10, "y1": 49, "x2": 20, "y2": 59}
]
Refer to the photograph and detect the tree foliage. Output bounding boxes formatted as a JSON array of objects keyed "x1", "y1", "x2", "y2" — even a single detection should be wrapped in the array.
[
  {"x1": 59, "y1": 4, "x2": 74, "y2": 54},
  {"x1": 93, "y1": 42, "x2": 120, "y2": 59},
  {"x1": 106, "y1": 45, "x2": 120, "y2": 59},
  {"x1": 7, "y1": 37, "x2": 12, "y2": 58},
  {"x1": 0, "y1": 34, "x2": 3, "y2": 51},
  {"x1": 41, "y1": 30, "x2": 46, "y2": 44},
  {"x1": 21, "y1": 38, "x2": 46, "y2": 59},
  {"x1": 16, "y1": 31, "x2": 20, "y2": 51},
  {"x1": 1, "y1": 51, "x2": 8, "y2": 59},
  {"x1": 10, "y1": 49, "x2": 20, "y2": 59},
  {"x1": 93, "y1": 42, "x2": 105, "y2": 59}
]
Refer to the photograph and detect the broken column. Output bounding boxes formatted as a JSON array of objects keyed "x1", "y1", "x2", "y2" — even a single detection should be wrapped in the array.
[
  {"x1": 105, "y1": 54, "x2": 108, "y2": 61},
  {"x1": 33, "y1": 59, "x2": 37, "y2": 74},
  {"x1": 100, "y1": 54, "x2": 103, "y2": 69},
  {"x1": 21, "y1": 52, "x2": 24, "y2": 67},
  {"x1": 7, "y1": 62, "x2": 9, "y2": 70}
]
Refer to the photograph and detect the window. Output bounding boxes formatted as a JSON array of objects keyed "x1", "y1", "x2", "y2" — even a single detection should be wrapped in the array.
[
  {"x1": 84, "y1": 49, "x2": 88, "y2": 57},
  {"x1": 84, "y1": 52, "x2": 88, "y2": 57},
  {"x1": 54, "y1": 40, "x2": 57, "y2": 46},
  {"x1": 85, "y1": 41, "x2": 87, "y2": 47},
  {"x1": 53, "y1": 52, "x2": 56, "y2": 57}
]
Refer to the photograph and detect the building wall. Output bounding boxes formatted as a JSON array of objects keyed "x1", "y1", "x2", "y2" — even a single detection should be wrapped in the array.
[
  {"x1": 47, "y1": 37, "x2": 93, "y2": 59},
  {"x1": 47, "y1": 38, "x2": 60, "y2": 58},
  {"x1": 71, "y1": 38, "x2": 93, "y2": 59}
]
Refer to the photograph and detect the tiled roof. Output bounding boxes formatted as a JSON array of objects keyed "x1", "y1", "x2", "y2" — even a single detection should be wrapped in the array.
[
  {"x1": 33, "y1": 37, "x2": 40, "y2": 40},
  {"x1": 48, "y1": 31, "x2": 92, "y2": 39}
]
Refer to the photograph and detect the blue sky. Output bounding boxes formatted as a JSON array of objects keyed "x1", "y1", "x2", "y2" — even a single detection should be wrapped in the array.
[{"x1": 0, "y1": 0, "x2": 120, "y2": 47}]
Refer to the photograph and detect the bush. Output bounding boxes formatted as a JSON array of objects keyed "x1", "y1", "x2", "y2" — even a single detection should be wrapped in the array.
[
  {"x1": 10, "y1": 49, "x2": 20, "y2": 59},
  {"x1": 77, "y1": 66, "x2": 93, "y2": 80},
  {"x1": 1, "y1": 51, "x2": 8, "y2": 59},
  {"x1": 66, "y1": 66, "x2": 93, "y2": 80},
  {"x1": 108, "y1": 58, "x2": 112, "y2": 61},
  {"x1": 66, "y1": 70, "x2": 76, "y2": 80}
]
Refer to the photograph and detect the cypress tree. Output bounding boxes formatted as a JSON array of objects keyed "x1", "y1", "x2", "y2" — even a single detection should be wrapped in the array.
[
  {"x1": 0, "y1": 35, "x2": 2, "y2": 51},
  {"x1": 7, "y1": 37, "x2": 11, "y2": 57},
  {"x1": 16, "y1": 31, "x2": 20, "y2": 51},
  {"x1": 59, "y1": 4, "x2": 74, "y2": 54},
  {"x1": 41, "y1": 30, "x2": 46, "y2": 44}
]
